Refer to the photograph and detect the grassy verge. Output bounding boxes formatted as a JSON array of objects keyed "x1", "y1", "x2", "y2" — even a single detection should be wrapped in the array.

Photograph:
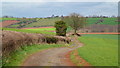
[
  {"x1": 70, "y1": 50, "x2": 83, "y2": 66},
  {"x1": 2, "y1": 28, "x2": 56, "y2": 35},
  {"x1": 70, "y1": 51, "x2": 77, "y2": 65},
  {"x1": 2, "y1": 44, "x2": 66, "y2": 66},
  {"x1": 71, "y1": 34, "x2": 118, "y2": 66}
]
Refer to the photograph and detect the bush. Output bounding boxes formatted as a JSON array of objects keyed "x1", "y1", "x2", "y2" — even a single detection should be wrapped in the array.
[
  {"x1": 54, "y1": 21, "x2": 67, "y2": 36},
  {"x1": 45, "y1": 36, "x2": 58, "y2": 44}
]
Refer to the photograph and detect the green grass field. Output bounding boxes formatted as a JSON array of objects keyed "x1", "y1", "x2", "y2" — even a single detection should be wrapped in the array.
[
  {"x1": 86, "y1": 18, "x2": 118, "y2": 25},
  {"x1": 10, "y1": 25, "x2": 20, "y2": 27},
  {"x1": 3, "y1": 44, "x2": 66, "y2": 66},
  {"x1": 2, "y1": 27, "x2": 72, "y2": 35},
  {"x1": 24, "y1": 17, "x2": 61, "y2": 27},
  {"x1": 2, "y1": 28, "x2": 56, "y2": 35},
  {"x1": 0, "y1": 18, "x2": 17, "y2": 21},
  {"x1": 76, "y1": 34, "x2": 118, "y2": 66},
  {"x1": 24, "y1": 18, "x2": 118, "y2": 27}
]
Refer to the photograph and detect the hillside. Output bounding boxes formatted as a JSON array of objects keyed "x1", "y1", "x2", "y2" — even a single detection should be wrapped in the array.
[
  {"x1": 24, "y1": 17, "x2": 118, "y2": 28},
  {"x1": 86, "y1": 18, "x2": 118, "y2": 25},
  {"x1": 0, "y1": 20, "x2": 20, "y2": 27},
  {"x1": 1, "y1": 17, "x2": 118, "y2": 28},
  {"x1": 24, "y1": 17, "x2": 61, "y2": 27}
]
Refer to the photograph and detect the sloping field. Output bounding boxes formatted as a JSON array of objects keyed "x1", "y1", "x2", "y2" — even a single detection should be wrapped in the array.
[
  {"x1": 23, "y1": 18, "x2": 118, "y2": 28},
  {"x1": 24, "y1": 18, "x2": 61, "y2": 27},
  {"x1": 0, "y1": 20, "x2": 20, "y2": 27},
  {"x1": 86, "y1": 18, "x2": 118, "y2": 25},
  {"x1": 76, "y1": 34, "x2": 118, "y2": 66},
  {"x1": 2, "y1": 17, "x2": 118, "y2": 28}
]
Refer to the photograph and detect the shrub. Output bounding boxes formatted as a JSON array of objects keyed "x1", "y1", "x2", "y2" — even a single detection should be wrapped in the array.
[
  {"x1": 54, "y1": 21, "x2": 67, "y2": 36},
  {"x1": 45, "y1": 36, "x2": 58, "y2": 44}
]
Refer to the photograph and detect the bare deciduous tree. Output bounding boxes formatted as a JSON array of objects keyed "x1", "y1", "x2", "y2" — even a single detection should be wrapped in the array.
[{"x1": 64, "y1": 13, "x2": 86, "y2": 35}]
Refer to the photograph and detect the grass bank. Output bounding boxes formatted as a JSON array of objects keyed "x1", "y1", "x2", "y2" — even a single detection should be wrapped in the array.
[{"x1": 3, "y1": 44, "x2": 66, "y2": 66}]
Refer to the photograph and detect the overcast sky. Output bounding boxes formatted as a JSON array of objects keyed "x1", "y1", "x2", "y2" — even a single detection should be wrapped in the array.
[{"x1": 1, "y1": 2, "x2": 118, "y2": 18}]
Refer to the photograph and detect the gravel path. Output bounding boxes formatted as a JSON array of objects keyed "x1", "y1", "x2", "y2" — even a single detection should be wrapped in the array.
[{"x1": 22, "y1": 36, "x2": 83, "y2": 66}]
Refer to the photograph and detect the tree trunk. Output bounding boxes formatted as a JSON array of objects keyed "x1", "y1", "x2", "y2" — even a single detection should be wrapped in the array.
[
  {"x1": 74, "y1": 29, "x2": 77, "y2": 35},
  {"x1": 74, "y1": 29, "x2": 81, "y2": 36}
]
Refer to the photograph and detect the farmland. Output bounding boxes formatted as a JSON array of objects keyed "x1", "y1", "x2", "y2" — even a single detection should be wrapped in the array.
[
  {"x1": 86, "y1": 18, "x2": 118, "y2": 25},
  {"x1": 3, "y1": 28, "x2": 118, "y2": 66},
  {"x1": 1, "y1": 2, "x2": 119, "y2": 67},
  {"x1": 1, "y1": 17, "x2": 119, "y2": 67},
  {"x1": 2, "y1": 18, "x2": 118, "y2": 66},
  {"x1": 24, "y1": 17, "x2": 118, "y2": 28},
  {"x1": 1, "y1": 20, "x2": 20, "y2": 27},
  {"x1": 24, "y1": 17, "x2": 61, "y2": 27},
  {"x1": 2, "y1": 27, "x2": 56, "y2": 35},
  {"x1": 70, "y1": 34, "x2": 118, "y2": 66},
  {"x1": 2, "y1": 17, "x2": 118, "y2": 28},
  {"x1": 0, "y1": 18, "x2": 17, "y2": 21}
]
